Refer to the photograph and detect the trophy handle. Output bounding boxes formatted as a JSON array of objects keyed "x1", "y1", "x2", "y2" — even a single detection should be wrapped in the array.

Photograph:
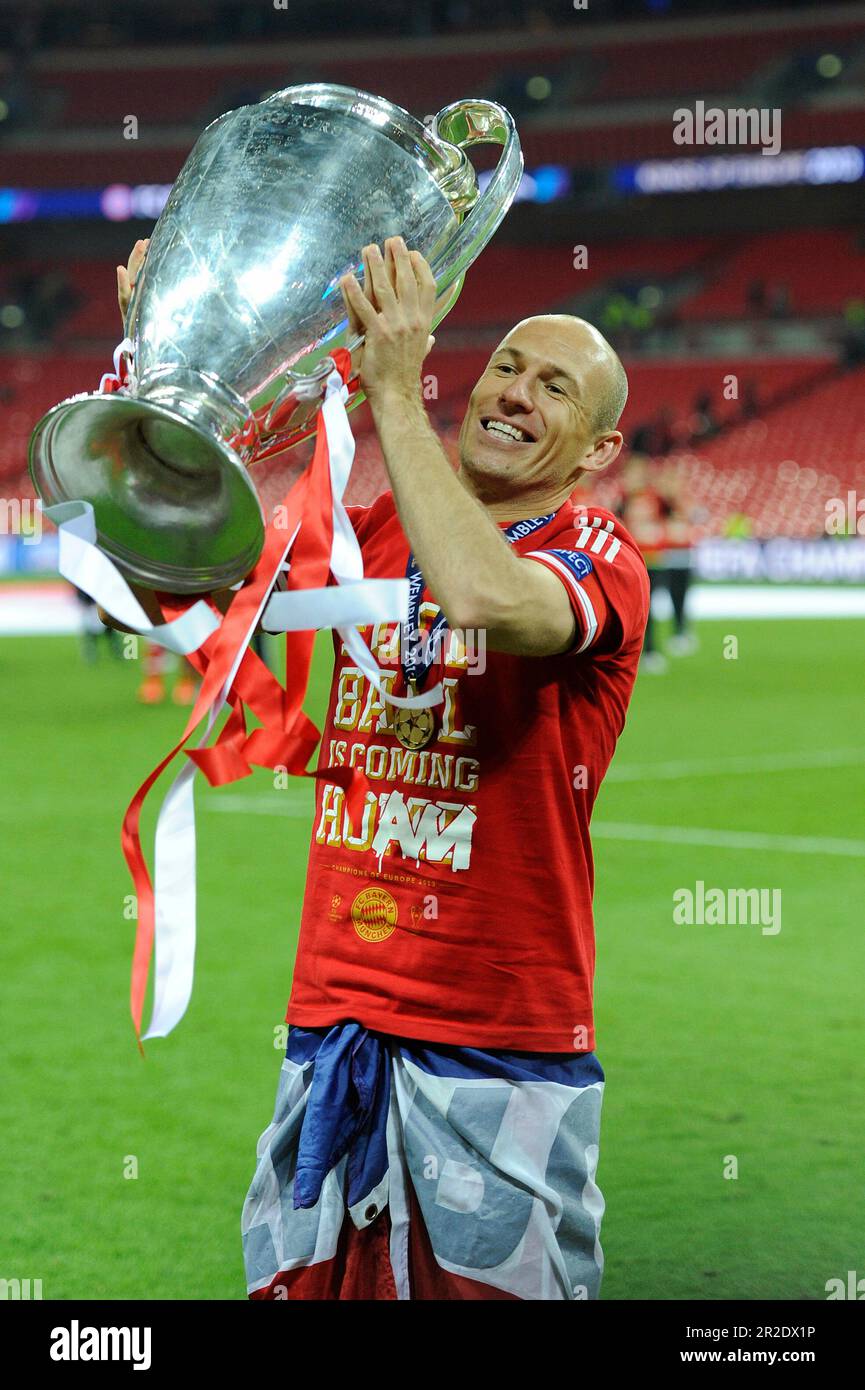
[
  {"x1": 425, "y1": 99, "x2": 524, "y2": 298},
  {"x1": 255, "y1": 98, "x2": 522, "y2": 457},
  {"x1": 314, "y1": 101, "x2": 519, "y2": 425},
  {"x1": 338, "y1": 101, "x2": 520, "y2": 365}
]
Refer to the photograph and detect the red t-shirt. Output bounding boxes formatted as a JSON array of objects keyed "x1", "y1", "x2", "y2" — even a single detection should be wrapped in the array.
[{"x1": 286, "y1": 493, "x2": 649, "y2": 1051}]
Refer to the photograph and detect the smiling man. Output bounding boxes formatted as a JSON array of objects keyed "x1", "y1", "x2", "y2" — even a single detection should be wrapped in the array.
[{"x1": 240, "y1": 237, "x2": 649, "y2": 1302}]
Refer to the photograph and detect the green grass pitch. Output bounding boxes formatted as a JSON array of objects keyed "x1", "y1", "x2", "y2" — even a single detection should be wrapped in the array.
[{"x1": 1, "y1": 617, "x2": 863, "y2": 1300}]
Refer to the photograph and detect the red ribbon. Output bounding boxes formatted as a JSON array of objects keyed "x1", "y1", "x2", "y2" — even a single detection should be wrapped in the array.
[{"x1": 122, "y1": 349, "x2": 367, "y2": 1049}]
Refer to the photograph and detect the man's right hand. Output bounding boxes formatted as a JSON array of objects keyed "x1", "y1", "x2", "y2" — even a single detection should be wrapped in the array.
[
  {"x1": 117, "y1": 238, "x2": 149, "y2": 327},
  {"x1": 97, "y1": 583, "x2": 237, "y2": 633},
  {"x1": 97, "y1": 583, "x2": 167, "y2": 633}
]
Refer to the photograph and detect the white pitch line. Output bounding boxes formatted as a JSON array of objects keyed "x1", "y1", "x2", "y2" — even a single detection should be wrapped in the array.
[
  {"x1": 208, "y1": 796, "x2": 865, "y2": 857},
  {"x1": 592, "y1": 821, "x2": 865, "y2": 858},
  {"x1": 206, "y1": 794, "x2": 313, "y2": 818},
  {"x1": 607, "y1": 747, "x2": 865, "y2": 782}
]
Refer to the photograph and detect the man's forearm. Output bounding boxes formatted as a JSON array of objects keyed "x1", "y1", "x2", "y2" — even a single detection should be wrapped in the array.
[{"x1": 369, "y1": 387, "x2": 524, "y2": 631}]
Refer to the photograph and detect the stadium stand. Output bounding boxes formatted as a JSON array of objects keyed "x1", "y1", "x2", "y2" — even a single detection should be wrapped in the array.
[{"x1": 2, "y1": 1, "x2": 863, "y2": 546}]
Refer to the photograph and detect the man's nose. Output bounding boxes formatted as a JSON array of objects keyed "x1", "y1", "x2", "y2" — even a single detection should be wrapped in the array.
[{"x1": 500, "y1": 372, "x2": 535, "y2": 411}]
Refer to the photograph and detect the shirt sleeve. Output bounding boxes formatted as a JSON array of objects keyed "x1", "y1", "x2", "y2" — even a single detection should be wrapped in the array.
[{"x1": 523, "y1": 527, "x2": 650, "y2": 656}]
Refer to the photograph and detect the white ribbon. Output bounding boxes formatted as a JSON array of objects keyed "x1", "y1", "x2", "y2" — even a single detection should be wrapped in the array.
[
  {"x1": 262, "y1": 578, "x2": 408, "y2": 632},
  {"x1": 43, "y1": 496, "x2": 230, "y2": 1040},
  {"x1": 261, "y1": 370, "x2": 442, "y2": 711},
  {"x1": 144, "y1": 518, "x2": 302, "y2": 1039},
  {"x1": 145, "y1": 366, "x2": 423, "y2": 1038},
  {"x1": 98, "y1": 336, "x2": 134, "y2": 393},
  {"x1": 44, "y1": 500, "x2": 220, "y2": 655},
  {"x1": 51, "y1": 360, "x2": 437, "y2": 1040},
  {"x1": 44, "y1": 493, "x2": 297, "y2": 1040}
]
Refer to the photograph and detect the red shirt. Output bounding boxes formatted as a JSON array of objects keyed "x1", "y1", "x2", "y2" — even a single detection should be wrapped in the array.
[{"x1": 286, "y1": 493, "x2": 649, "y2": 1051}]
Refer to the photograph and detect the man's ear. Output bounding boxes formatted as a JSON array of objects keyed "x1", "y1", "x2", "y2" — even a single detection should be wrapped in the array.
[{"x1": 581, "y1": 431, "x2": 623, "y2": 476}]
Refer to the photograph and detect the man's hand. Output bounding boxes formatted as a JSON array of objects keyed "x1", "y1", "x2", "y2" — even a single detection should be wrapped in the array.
[
  {"x1": 339, "y1": 237, "x2": 436, "y2": 406},
  {"x1": 117, "y1": 238, "x2": 149, "y2": 326},
  {"x1": 97, "y1": 582, "x2": 237, "y2": 633},
  {"x1": 97, "y1": 582, "x2": 165, "y2": 633}
]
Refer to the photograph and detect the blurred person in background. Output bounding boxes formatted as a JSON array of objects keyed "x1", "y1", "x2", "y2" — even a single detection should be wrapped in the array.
[
  {"x1": 629, "y1": 405, "x2": 676, "y2": 457},
  {"x1": 617, "y1": 453, "x2": 696, "y2": 670},
  {"x1": 617, "y1": 454, "x2": 669, "y2": 673},
  {"x1": 746, "y1": 277, "x2": 767, "y2": 316},
  {"x1": 655, "y1": 460, "x2": 697, "y2": 656},
  {"x1": 73, "y1": 586, "x2": 122, "y2": 664},
  {"x1": 689, "y1": 389, "x2": 719, "y2": 441},
  {"x1": 840, "y1": 299, "x2": 865, "y2": 367},
  {"x1": 137, "y1": 643, "x2": 199, "y2": 706},
  {"x1": 739, "y1": 376, "x2": 760, "y2": 421},
  {"x1": 137, "y1": 639, "x2": 267, "y2": 703},
  {"x1": 768, "y1": 281, "x2": 791, "y2": 320}
]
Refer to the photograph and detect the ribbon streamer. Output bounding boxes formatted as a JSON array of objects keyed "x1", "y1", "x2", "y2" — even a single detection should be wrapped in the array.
[
  {"x1": 65, "y1": 340, "x2": 441, "y2": 1045},
  {"x1": 262, "y1": 377, "x2": 441, "y2": 711},
  {"x1": 126, "y1": 352, "x2": 420, "y2": 1043},
  {"x1": 44, "y1": 500, "x2": 221, "y2": 656},
  {"x1": 98, "y1": 336, "x2": 133, "y2": 394}
]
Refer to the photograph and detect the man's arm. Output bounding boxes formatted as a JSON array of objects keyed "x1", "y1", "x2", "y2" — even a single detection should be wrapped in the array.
[
  {"x1": 340, "y1": 241, "x2": 576, "y2": 657},
  {"x1": 370, "y1": 387, "x2": 576, "y2": 656}
]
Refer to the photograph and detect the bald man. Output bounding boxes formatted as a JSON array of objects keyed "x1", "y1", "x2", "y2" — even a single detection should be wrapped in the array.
[{"x1": 240, "y1": 240, "x2": 650, "y2": 1302}]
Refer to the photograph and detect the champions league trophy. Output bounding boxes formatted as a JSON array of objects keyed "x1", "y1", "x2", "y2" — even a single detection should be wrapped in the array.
[{"x1": 29, "y1": 84, "x2": 523, "y2": 593}]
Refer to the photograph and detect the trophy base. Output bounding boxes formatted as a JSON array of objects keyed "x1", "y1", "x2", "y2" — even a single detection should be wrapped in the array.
[{"x1": 29, "y1": 392, "x2": 265, "y2": 594}]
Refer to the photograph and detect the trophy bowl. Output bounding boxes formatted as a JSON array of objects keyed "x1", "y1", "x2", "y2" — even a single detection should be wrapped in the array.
[{"x1": 29, "y1": 85, "x2": 523, "y2": 593}]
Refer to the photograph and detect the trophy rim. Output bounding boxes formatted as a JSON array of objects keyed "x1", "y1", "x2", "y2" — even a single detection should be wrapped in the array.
[
  {"x1": 258, "y1": 82, "x2": 463, "y2": 184},
  {"x1": 30, "y1": 392, "x2": 266, "y2": 594}
]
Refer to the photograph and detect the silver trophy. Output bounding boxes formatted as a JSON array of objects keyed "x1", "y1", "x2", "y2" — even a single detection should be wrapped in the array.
[{"x1": 29, "y1": 84, "x2": 523, "y2": 593}]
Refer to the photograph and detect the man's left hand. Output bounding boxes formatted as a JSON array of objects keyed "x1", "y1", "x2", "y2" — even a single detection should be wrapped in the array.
[{"x1": 340, "y1": 237, "x2": 437, "y2": 407}]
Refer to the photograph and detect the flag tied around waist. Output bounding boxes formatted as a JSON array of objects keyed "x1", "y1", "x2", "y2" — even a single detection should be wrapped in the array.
[{"x1": 45, "y1": 347, "x2": 443, "y2": 1049}]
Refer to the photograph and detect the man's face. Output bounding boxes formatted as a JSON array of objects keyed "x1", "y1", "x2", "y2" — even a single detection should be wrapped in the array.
[{"x1": 457, "y1": 319, "x2": 618, "y2": 501}]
